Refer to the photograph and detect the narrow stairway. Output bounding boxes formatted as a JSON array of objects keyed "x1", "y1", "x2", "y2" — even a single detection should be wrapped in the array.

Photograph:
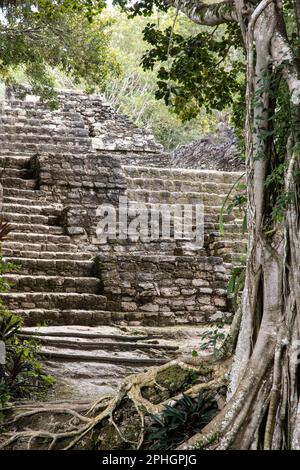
[{"x1": 0, "y1": 99, "x2": 180, "y2": 399}]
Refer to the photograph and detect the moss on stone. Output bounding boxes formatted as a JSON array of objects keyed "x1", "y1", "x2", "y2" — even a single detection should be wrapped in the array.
[{"x1": 156, "y1": 364, "x2": 200, "y2": 392}]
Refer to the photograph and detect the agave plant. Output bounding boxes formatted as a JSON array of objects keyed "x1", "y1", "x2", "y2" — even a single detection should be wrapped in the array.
[
  {"x1": 0, "y1": 313, "x2": 22, "y2": 343},
  {"x1": 144, "y1": 392, "x2": 219, "y2": 450}
]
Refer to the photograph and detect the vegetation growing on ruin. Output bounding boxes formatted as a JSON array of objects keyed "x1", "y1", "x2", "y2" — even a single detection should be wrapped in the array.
[
  {"x1": 104, "y1": 9, "x2": 221, "y2": 149},
  {"x1": 0, "y1": 2, "x2": 239, "y2": 149},
  {"x1": 0, "y1": 1, "x2": 120, "y2": 104}
]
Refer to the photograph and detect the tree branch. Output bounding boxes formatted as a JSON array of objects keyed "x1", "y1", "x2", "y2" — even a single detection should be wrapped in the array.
[{"x1": 165, "y1": 0, "x2": 238, "y2": 26}]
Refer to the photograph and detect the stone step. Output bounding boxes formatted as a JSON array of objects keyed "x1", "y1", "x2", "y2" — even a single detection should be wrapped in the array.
[
  {"x1": 121, "y1": 200, "x2": 242, "y2": 217},
  {"x1": 123, "y1": 165, "x2": 245, "y2": 185},
  {"x1": 20, "y1": 326, "x2": 150, "y2": 341},
  {"x1": 0, "y1": 176, "x2": 37, "y2": 190},
  {"x1": 0, "y1": 118, "x2": 86, "y2": 135},
  {"x1": 0, "y1": 103, "x2": 84, "y2": 122},
  {"x1": 126, "y1": 189, "x2": 236, "y2": 206},
  {"x1": 38, "y1": 166, "x2": 117, "y2": 180},
  {"x1": 7, "y1": 222, "x2": 64, "y2": 235},
  {"x1": 0, "y1": 141, "x2": 90, "y2": 155},
  {"x1": 205, "y1": 212, "x2": 241, "y2": 223},
  {"x1": 210, "y1": 240, "x2": 248, "y2": 253},
  {"x1": 123, "y1": 211, "x2": 242, "y2": 227},
  {"x1": 113, "y1": 247, "x2": 206, "y2": 258},
  {"x1": 18, "y1": 324, "x2": 176, "y2": 365},
  {"x1": 4, "y1": 275, "x2": 100, "y2": 294},
  {"x1": 3, "y1": 257, "x2": 94, "y2": 276},
  {"x1": 223, "y1": 252, "x2": 247, "y2": 263},
  {"x1": 126, "y1": 176, "x2": 243, "y2": 194},
  {"x1": 2, "y1": 240, "x2": 78, "y2": 253},
  {"x1": 0, "y1": 112, "x2": 85, "y2": 125},
  {"x1": 97, "y1": 252, "x2": 226, "y2": 264},
  {"x1": 0, "y1": 154, "x2": 31, "y2": 169},
  {"x1": 6, "y1": 231, "x2": 72, "y2": 244},
  {"x1": 0, "y1": 167, "x2": 32, "y2": 179},
  {"x1": 101, "y1": 238, "x2": 207, "y2": 255},
  {"x1": 204, "y1": 221, "x2": 245, "y2": 234},
  {"x1": 11, "y1": 306, "x2": 233, "y2": 327},
  {"x1": 0, "y1": 133, "x2": 91, "y2": 147},
  {"x1": 1, "y1": 211, "x2": 56, "y2": 225},
  {"x1": 21, "y1": 334, "x2": 176, "y2": 353},
  {"x1": 0, "y1": 123, "x2": 89, "y2": 138},
  {"x1": 13, "y1": 308, "x2": 112, "y2": 326},
  {"x1": 208, "y1": 231, "x2": 248, "y2": 241},
  {"x1": 0, "y1": 292, "x2": 107, "y2": 311},
  {"x1": 13, "y1": 325, "x2": 210, "y2": 399},
  {"x1": 2, "y1": 202, "x2": 62, "y2": 216},
  {"x1": 39, "y1": 348, "x2": 168, "y2": 366},
  {"x1": 20, "y1": 334, "x2": 177, "y2": 356},
  {"x1": 3, "y1": 187, "x2": 48, "y2": 200},
  {"x1": 2, "y1": 249, "x2": 92, "y2": 261},
  {"x1": 87, "y1": 223, "x2": 244, "y2": 249}
]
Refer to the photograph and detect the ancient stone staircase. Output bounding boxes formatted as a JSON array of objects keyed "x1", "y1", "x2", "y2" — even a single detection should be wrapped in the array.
[
  {"x1": 123, "y1": 165, "x2": 247, "y2": 263},
  {"x1": 93, "y1": 166, "x2": 247, "y2": 329},
  {"x1": 0, "y1": 90, "x2": 247, "y2": 399},
  {"x1": 0, "y1": 98, "x2": 181, "y2": 397},
  {"x1": 0, "y1": 102, "x2": 105, "y2": 326}
]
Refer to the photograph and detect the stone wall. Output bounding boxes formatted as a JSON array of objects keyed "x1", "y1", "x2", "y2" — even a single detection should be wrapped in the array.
[
  {"x1": 119, "y1": 151, "x2": 171, "y2": 168},
  {"x1": 96, "y1": 254, "x2": 232, "y2": 326},
  {"x1": 34, "y1": 151, "x2": 126, "y2": 206}
]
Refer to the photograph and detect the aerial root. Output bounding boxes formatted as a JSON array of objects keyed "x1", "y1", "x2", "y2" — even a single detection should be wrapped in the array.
[{"x1": 0, "y1": 359, "x2": 228, "y2": 450}]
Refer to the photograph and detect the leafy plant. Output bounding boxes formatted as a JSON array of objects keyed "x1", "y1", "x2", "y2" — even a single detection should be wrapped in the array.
[
  {"x1": 227, "y1": 256, "x2": 246, "y2": 307},
  {"x1": 199, "y1": 324, "x2": 226, "y2": 356},
  {"x1": 0, "y1": 2, "x2": 120, "y2": 104},
  {"x1": 144, "y1": 392, "x2": 218, "y2": 450},
  {"x1": 0, "y1": 304, "x2": 55, "y2": 415}
]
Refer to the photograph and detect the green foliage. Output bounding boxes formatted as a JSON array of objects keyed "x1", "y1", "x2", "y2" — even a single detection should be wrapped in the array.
[
  {"x1": 144, "y1": 392, "x2": 218, "y2": 450},
  {"x1": 114, "y1": 1, "x2": 246, "y2": 132},
  {"x1": 199, "y1": 324, "x2": 226, "y2": 356},
  {"x1": 0, "y1": 1, "x2": 120, "y2": 103},
  {"x1": 114, "y1": 0, "x2": 168, "y2": 17},
  {"x1": 105, "y1": 9, "x2": 218, "y2": 150},
  {"x1": 228, "y1": 257, "x2": 246, "y2": 308},
  {"x1": 0, "y1": 255, "x2": 17, "y2": 293},
  {"x1": 141, "y1": 21, "x2": 245, "y2": 122},
  {"x1": 36, "y1": 0, "x2": 107, "y2": 22}
]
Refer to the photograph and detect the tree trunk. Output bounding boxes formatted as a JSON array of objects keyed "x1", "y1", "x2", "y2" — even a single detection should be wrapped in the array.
[{"x1": 179, "y1": 2, "x2": 300, "y2": 450}]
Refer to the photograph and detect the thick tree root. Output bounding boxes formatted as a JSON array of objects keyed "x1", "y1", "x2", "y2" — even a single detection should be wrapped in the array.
[{"x1": 0, "y1": 358, "x2": 229, "y2": 450}]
